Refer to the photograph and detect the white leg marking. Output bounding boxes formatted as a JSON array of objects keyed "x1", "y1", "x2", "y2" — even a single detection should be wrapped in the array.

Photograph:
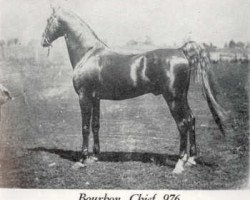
[
  {"x1": 71, "y1": 162, "x2": 86, "y2": 170},
  {"x1": 173, "y1": 159, "x2": 185, "y2": 174},
  {"x1": 84, "y1": 156, "x2": 98, "y2": 164},
  {"x1": 172, "y1": 154, "x2": 188, "y2": 174},
  {"x1": 185, "y1": 156, "x2": 197, "y2": 166}
]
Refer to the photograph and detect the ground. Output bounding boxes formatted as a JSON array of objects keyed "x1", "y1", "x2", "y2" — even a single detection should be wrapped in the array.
[{"x1": 0, "y1": 52, "x2": 248, "y2": 189}]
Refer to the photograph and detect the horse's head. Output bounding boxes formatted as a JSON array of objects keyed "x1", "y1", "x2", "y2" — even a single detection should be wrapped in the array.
[{"x1": 41, "y1": 8, "x2": 64, "y2": 47}]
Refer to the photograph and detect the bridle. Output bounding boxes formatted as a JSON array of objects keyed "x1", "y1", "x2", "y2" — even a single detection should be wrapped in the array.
[
  {"x1": 43, "y1": 30, "x2": 52, "y2": 56},
  {"x1": 43, "y1": 16, "x2": 55, "y2": 56},
  {"x1": 44, "y1": 36, "x2": 52, "y2": 47},
  {"x1": 43, "y1": 18, "x2": 53, "y2": 47}
]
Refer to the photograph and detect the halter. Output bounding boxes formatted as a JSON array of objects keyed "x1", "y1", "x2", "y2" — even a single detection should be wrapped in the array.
[
  {"x1": 43, "y1": 16, "x2": 56, "y2": 56},
  {"x1": 43, "y1": 27, "x2": 52, "y2": 47},
  {"x1": 44, "y1": 36, "x2": 52, "y2": 47},
  {"x1": 43, "y1": 31, "x2": 53, "y2": 57}
]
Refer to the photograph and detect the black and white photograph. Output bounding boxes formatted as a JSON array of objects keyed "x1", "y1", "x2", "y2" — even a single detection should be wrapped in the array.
[{"x1": 0, "y1": 0, "x2": 249, "y2": 197}]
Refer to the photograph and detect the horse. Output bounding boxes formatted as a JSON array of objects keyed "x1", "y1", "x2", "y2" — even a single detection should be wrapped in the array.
[{"x1": 41, "y1": 6, "x2": 227, "y2": 173}]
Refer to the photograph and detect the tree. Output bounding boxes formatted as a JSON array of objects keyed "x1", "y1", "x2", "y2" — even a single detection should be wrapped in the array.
[
  {"x1": 246, "y1": 42, "x2": 250, "y2": 49},
  {"x1": 203, "y1": 42, "x2": 217, "y2": 51},
  {"x1": 236, "y1": 41, "x2": 244, "y2": 49},
  {"x1": 7, "y1": 38, "x2": 20, "y2": 46},
  {"x1": 229, "y1": 40, "x2": 236, "y2": 48}
]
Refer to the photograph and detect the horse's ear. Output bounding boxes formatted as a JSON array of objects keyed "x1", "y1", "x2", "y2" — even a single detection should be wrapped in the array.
[
  {"x1": 51, "y1": 7, "x2": 56, "y2": 14},
  {"x1": 49, "y1": 0, "x2": 61, "y2": 14}
]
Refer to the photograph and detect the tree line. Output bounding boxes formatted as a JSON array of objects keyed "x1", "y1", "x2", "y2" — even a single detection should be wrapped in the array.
[{"x1": 224, "y1": 40, "x2": 250, "y2": 49}]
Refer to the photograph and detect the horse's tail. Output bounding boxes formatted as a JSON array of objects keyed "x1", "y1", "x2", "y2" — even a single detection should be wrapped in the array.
[{"x1": 181, "y1": 41, "x2": 228, "y2": 135}]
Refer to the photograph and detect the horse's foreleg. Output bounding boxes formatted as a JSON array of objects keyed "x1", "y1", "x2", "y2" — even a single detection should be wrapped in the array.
[
  {"x1": 79, "y1": 92, "x2": 92, "y2": 163},
  {"x1": 92, "y1": 98, "x2": 100, "y2": 156},
  {"x1": 163, "y1": 93, "x2": 193, "y2": 173}
]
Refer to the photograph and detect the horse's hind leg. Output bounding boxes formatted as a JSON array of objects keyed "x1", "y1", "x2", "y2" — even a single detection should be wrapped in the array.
[
  {"x1": 186, "y1": 113, "x2": 197, "y2": 166},
  {"x1": 92, "y1": 98, "x2": 100, "y2": 157},
  {"x1": 163, "y1": 93, "x2": 196, "y2": 173}
]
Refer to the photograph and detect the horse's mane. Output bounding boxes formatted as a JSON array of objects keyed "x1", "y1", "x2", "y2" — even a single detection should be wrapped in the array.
[{"x1": 60, "y1": 8, "x2": 108, "y2": 48}]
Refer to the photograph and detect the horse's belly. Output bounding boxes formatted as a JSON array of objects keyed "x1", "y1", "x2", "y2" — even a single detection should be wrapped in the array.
[{"x1": 97, "y1": 82, "x2": 155, "y2": 100}]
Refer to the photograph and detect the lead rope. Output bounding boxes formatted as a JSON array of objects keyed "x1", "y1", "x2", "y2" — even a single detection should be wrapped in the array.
[
  {"x1": 47, "y1": 44, "x2": 53, "y2": 57},
  {"x1": 47, "y1": 46, "x2": 50, "y2": 57}
]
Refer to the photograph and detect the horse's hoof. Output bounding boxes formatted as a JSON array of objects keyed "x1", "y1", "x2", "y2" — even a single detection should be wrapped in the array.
[
  {"x1": 185, "y1": 156, "x2": 197, "y2": 167},
  {"x1": 93, "y1": 146, "x2": 100, "y2": 155},
  {"x1": 71, "y1": 162, "x2": 86, "y2": 170},
  {"x1": 92, "y1": 156, "x2": 99, "y2": 161},
  {"x1": 172, "y1": 166, "x2": 184, "y2": 174},
  {"x1": 172, "y1": 158, "x2": 185, "y2": 174}
]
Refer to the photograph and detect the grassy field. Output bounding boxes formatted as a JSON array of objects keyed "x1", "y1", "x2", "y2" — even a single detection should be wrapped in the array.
[{"x1": 0, "y1": 46, "x2": 249, "y2": 189}]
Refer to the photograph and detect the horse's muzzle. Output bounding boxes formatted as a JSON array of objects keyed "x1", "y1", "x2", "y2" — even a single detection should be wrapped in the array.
[{"x1": 41, "y1": 37, "x2": 50, "y2": 47}]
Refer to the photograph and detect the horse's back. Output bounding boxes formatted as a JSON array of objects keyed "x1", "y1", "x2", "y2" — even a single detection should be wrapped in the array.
[{"x1": 99, "y1": 48, "x2": 188, "y2": 76}]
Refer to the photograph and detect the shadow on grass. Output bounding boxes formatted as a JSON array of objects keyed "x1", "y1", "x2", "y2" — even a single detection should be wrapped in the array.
[{"x1": 28, "y1": 147, "x2": 218, "y2": 168}]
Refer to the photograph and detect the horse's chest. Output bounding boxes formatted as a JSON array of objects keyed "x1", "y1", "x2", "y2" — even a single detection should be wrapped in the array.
[{"x1": 72, "y1": 61, "x2": 100, "y2": 92}]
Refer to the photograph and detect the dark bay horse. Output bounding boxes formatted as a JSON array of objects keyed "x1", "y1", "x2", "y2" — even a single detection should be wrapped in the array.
[{"x1": 41, "y1": 7, "x2": 227, "y2": 173}]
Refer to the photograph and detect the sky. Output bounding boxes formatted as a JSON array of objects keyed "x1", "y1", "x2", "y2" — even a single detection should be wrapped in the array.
[{"x1": 0, "y1": 0, "x2": 249, "y2": 47}]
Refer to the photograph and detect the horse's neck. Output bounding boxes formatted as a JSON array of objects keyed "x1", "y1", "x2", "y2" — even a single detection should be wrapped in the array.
[
  {"x1": 64, "y1": 32, "x2": 95, "y2": 68},
  {"x1": 61, "y1": 12, "x2": 106, "y2": 68}
]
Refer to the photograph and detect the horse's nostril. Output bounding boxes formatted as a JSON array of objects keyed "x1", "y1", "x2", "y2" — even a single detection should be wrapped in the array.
[{"x1": 41, "y1": 38, "x2": 47, "y2": 47}]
